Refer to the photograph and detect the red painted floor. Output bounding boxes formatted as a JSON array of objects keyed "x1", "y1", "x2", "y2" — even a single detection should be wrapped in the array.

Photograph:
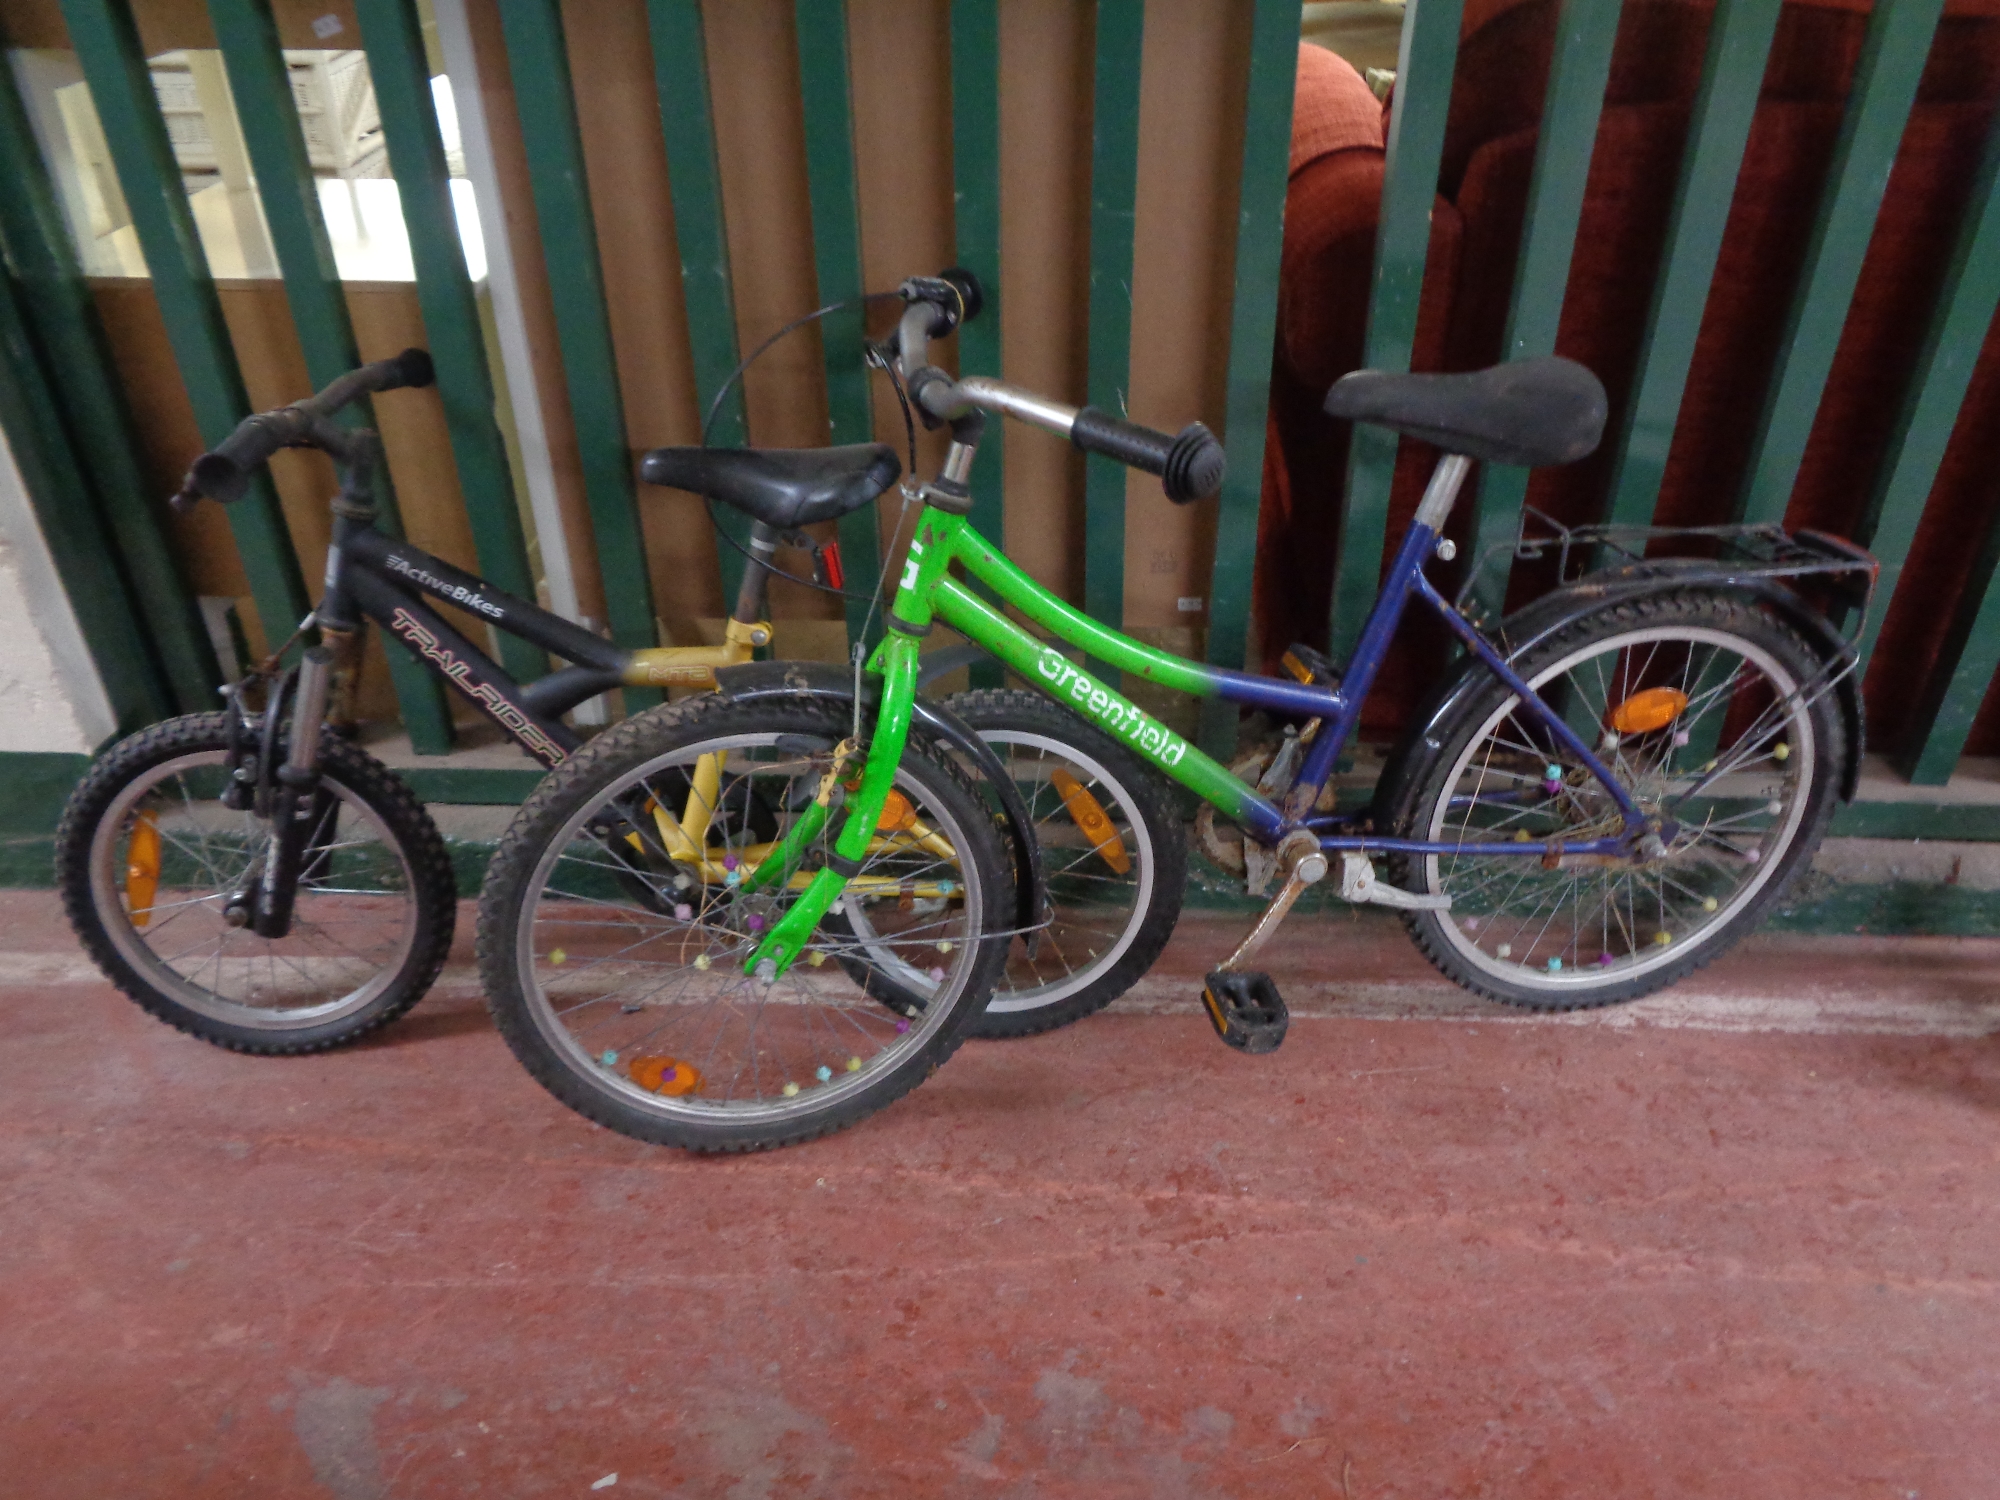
[{"x1": 2, "y1": 889, "x2": 1997, "y2": 1499}]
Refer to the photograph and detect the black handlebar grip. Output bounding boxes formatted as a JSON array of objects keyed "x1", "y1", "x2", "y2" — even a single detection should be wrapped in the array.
[
  {"x1": 1162, "y1": 422, "x2": 1225, "y2": 504},
  {"x1": 380, "y1": 346, "x2": 435, "y2": 390},
  {"x1": 939, "y1": 266, "x2": 983, "y2": 325},
  {"x1": 188, "y1": 409, "x2": 308, "y2": 504},
  {"x1": 1069, "y1": 406, "x2": 1175, "y2": 474},
  {"x1": 1069, "y1": 409, "x2": 1225, "y2": 503}
]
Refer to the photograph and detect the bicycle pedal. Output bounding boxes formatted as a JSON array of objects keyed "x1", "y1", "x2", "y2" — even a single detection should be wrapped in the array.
[{"x1": 1200, "y1": 969, "x2": 1289, "y2": 1054}]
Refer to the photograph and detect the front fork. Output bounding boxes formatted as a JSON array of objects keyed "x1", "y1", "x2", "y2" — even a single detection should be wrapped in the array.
[
  {"x1": 742, "y1": 631, "x2": 924, "y2": 979},
  {"x1": 226, "y1": 645, "x2": 337, "y2": 939}
]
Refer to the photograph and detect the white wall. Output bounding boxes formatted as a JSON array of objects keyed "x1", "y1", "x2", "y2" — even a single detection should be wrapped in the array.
[{"x1": 0, "y1": 420, "x2": 116, "y2": 753}]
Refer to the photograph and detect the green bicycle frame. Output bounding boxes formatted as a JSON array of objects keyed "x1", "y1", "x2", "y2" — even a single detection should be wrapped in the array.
[{"x1": 743, "y1": 495, "x2": 1654, "y2": 979}]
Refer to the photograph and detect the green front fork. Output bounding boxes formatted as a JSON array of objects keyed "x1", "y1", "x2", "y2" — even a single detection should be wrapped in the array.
[{"x1": 743, "y1": 631, "x2": 923, "y2": 978}]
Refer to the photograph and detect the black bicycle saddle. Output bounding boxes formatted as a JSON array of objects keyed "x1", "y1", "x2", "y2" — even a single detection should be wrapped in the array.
[
  {"x1": 638, "y1": 443, "x2": 901, "y2": 528},
  {"x1": 1323, "y1": 357, "x2": 1607, "y2": 468}
]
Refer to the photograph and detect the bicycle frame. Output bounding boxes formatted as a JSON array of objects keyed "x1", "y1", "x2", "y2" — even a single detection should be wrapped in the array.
[
  {"x1": 317, "y1": 524, "x2": 766, "y2": 766},
  {"x1": 908, "y1": 509, "x2": 1651, "y2": 859},
  {"x1": 744, "y1": 457, "x2": 1659, "y2": 980}
]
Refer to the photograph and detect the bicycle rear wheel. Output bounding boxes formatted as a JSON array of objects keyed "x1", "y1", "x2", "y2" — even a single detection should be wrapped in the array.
[
  {"x1": 476, "y1": 695, "x2": 1011, "y2": 1152},
  {"x1": 1384, "y1": 591, "x2": 1844, "y2": 1009}
]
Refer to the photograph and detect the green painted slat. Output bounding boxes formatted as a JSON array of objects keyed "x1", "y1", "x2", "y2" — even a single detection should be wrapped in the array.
[
  {"x1": 207, "y1": 0, "x2": 454, "y2": 753},
  {"x1": 1849, "y1": 108, "x2": 2000, "y2": 685},
  {"x1": 1899, "y1": 507, "x2": 2000, "y2": 785},
  {"x1": 1329, "y1": 0, "x2": 1464, "y2": 659},
  {"x1": 495, "y1": 0, "x2": 659, "y2": 703},
  {"x1": 1735, "y1": 0, "x2": 1947, "y2": 527},
  {"x1": 1198, "y1": 0, "x2": 1302, "y2": 756},
  {"x1": 949, "y1": 0, "x2": 1004, "y2": 690},
  {"x1": 1083, "y1": 0, "x2": 1147, "y2": 645},
  {"x1": 1882, "y1": 106, "x2": 2000, "y2": 785},
  {"x1": 794, "y1": 0, "x2": 884, "y2": 645},
  {"x1": 645, "y1": 0, "x2": 754, "y2": 609},
  {"x1": 1461, "y1": 0, "x2": 1621, "y2": 619},
  {"x1": 0, "y1": 56, "x2": 216, "y2": 715},
  {"x1": 60, "y1": 0, "x2": 312, "y2": 657},
  {"x1": 352, "y1": 0, "x2": 548, "y2": 685},
  {"x1": 949, "y1": 0, "x2": 1004, "y2": 542},
  {"x1": 1600, "y1": 0, "x2": 1782, "y2": 542},
  {"x1": 0, "y1": 263, "x2": 169, "y2": 731}
]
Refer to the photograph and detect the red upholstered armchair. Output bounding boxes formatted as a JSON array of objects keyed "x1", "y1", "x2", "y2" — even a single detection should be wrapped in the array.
[{"x1": 1256, "y1": 0, "x2": 2000, "y2": 752}]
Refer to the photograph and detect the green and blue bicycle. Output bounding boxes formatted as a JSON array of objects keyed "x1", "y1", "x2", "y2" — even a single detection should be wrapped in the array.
[{"x1": 473, "y1": 271, "x2": 1876, "y2": 1151}]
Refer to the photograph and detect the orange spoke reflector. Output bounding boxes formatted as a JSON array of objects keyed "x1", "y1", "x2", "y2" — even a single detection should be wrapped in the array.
[
  {"x1": 126, "y1": 811, "x2": 161, "y2": 928},
  {"x1": 1608, "y1": 687, "x2": 1689, "y2": 735},
  {"x1": 1051, "y1": 768, "x2": 1130, "y2": 874},
  {"x1": 876, "y1": 790, "x2": 917, "y2": 832},
  {"x1": 629, "y1": 1055, "x2": 702, "y2": 1096}
]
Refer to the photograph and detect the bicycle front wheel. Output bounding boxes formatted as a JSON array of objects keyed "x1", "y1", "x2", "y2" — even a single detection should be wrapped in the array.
[
  {"x1": 1385, "y1": 590, "x2": 1845, "y2": 1009},
  {"x1": 476, "y1": 694, "x2": 1011, "y2": 1153},
  {"x1": 55, "y1": 712, "x2": 457, "y2": 1052}
]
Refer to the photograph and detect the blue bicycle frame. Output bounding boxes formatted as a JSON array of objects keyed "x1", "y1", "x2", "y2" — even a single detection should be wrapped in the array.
[{"x1": 904, "y1": 451, "x2": 1655, "y2": 864}]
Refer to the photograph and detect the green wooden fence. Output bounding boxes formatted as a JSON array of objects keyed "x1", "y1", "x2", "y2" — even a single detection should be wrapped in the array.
[{"x1": 5, "y1": 0, "x2": 2000, "y2": 801}]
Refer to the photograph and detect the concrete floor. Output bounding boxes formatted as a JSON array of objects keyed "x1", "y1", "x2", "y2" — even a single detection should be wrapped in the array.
[{"x1": 2, "y1": 889, "x2": 1996, "y2": 1499}]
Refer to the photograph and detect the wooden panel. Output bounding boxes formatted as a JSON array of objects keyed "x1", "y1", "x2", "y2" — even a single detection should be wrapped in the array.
[
  {"x1": 3, "y1": 0, "x2": 359, "y2": 48},
  {"x1": 996, "y1": 0, "x2": 1094, "y2": 600},
  {"x1": 642, "y1": 0, "x2": 751, "y2": 617},
  {"x1": 794, "y1": 0, "x2": 885, "y2": 641},
  {"x1": 699, "y1": 0, "x2": 838, "y2": 626},
  {"x1": 845, "y1": 0, "x2": 955, "y2": 602},
  {"x1": 1121, "y1": 0, "x2": 1256, "y2": 632},
  {"x1": 562, "y1": 0, "x2": 720, "y2": 643}
]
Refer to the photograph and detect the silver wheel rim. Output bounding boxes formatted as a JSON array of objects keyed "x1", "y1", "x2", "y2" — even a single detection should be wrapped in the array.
[
  {"x1": 844, "y1": 730, "x2": 1156, "y2": 1014},
  {"x1": 87, "y1": 750, "x2": 419, "y2": 1028},
  {"x1": 516, "y1": 732, "x2": 990, "y2": 1125},
  {"x1": 1422, "y1": 624, "x2": 1815, "y2": 992}
]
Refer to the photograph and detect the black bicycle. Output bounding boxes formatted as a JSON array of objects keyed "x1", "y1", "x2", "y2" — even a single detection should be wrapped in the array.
[{"x1": 55, "y1": 332, "x2": 1180, "y2": 1062}]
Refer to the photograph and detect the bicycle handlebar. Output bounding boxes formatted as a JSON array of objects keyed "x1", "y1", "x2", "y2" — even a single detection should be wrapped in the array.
[
  {"x1": 908, "y1": 367, "x2": 1226, "y2": 505},
  {"x1": 173, "y1": 347, "x2": 435, "y2": 511},
  {"x1": 893, "y1": 270, "x2": 1223, "y2": 504}
]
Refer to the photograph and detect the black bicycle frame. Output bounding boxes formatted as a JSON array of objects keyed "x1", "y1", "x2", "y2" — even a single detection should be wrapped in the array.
[{"x1": 320, "y1": 522, "x2": 625, "y2": 767}]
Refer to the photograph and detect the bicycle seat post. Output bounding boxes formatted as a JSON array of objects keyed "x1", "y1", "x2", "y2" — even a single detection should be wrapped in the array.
[{"x1": 725, "y1": 522, "x2": 778, "y2": 656}]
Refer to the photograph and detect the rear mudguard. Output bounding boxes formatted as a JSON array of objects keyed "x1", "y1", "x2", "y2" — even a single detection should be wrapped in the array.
[
  {"x1": 1374, "y1": 564, "x2": 1867, "y2": 827},
  {"x1": 713, "y1": 659, "x2": 1047, "y2": 944}
]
